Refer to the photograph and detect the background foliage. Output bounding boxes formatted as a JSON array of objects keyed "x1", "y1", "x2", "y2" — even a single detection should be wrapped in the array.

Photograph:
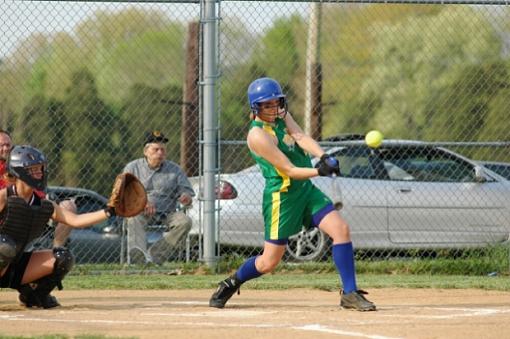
[{"x1": 1, "y1": 1, "x2": 510, "y2": 268}]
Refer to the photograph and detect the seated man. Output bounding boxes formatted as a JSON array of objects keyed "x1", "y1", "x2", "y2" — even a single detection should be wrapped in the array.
[{"x1": 123, "y1": 131, "x2": 195, "y2": 264}]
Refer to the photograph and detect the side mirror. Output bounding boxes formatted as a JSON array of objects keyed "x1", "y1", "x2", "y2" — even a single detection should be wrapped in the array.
[{"x1": 474, "y1": 166, "x2": 487, "y2": 183}]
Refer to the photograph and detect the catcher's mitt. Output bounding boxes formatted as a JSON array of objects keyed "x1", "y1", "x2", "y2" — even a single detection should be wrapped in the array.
[{"x1": 107, "y1": 173, "x2": 147, "y2": 217}]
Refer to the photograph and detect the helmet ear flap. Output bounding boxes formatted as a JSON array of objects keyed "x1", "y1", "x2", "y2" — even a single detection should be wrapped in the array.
[{"x1": 250, "y1": 102, "x2": 262, "y2": 116}]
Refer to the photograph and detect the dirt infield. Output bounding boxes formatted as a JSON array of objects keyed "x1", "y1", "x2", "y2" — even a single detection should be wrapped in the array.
[{"x1": 1, "y1": 288, "x2": 510, "y2": 338}]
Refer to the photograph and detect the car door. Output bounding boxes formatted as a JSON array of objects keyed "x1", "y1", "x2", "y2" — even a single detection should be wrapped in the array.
[
  {"x1": 70, "y1": 194, "x2": 122, "y2": 263},
  {"x1": 329, "y1": 146, "x2": 390, "y2": 248},
  {"x1": 216, "y1": 171, "x2": 266, "y2": 247},
  {"x1": 383, "y1": 146, "x2": 509, "y2": 246}
]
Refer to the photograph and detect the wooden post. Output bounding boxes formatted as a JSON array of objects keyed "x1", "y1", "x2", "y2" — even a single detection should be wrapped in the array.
[
  {"x1": 304, "y1": 3, "x2": 323, "y2": 140},
  {"x1": 311, "y1": 62, "x2": 322, "y2": 141},
  {"x1": 180, "y1": 21, "x2": 200, "y2": 176}
]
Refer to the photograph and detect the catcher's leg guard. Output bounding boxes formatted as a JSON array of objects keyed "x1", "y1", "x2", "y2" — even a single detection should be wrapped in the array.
[
  {"x1": 18, "y1": 247, "x2": 74, "y2": 309},
  {"x1": 209, "y1": 274, "x2": 243, "y2": 309},
  {"x1": 0, "y1": 234, "x2": 16, "y2": 271}
]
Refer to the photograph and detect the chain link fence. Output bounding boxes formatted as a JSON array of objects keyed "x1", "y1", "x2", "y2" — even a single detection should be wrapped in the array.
[{"x1": 1, "y1": 1, "x2": 510, "y2": 270}]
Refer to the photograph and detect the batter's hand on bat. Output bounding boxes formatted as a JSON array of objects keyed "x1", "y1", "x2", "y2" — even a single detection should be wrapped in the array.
[{"x1": 316, "y1": 154, "x2": 341, "y2": 177}]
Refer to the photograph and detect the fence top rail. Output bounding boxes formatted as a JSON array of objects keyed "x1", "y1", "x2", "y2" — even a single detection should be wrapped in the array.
[
  {"x1": 231, "y1": 0, "x2": 510, "y2": 4},
  {"x1": 16, "y1": 0, "x2": 510, "y2": 5},
  {"x1": 17, "y1": 0, "x2": 200, "y2": 3}
]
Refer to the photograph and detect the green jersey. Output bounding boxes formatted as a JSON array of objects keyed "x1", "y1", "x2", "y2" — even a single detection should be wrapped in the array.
[
  {"x1": 249, "y1": 118, "x2": 313, "y2": 193},
  {"x1": 249, "y1": 118, "x2": 332, "y2": 240}
]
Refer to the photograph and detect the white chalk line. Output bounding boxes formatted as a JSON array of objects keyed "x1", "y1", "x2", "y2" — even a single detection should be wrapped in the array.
[
  {"x1": 378, "y1": 306, "x2": 510, "y2": 320},
  {"x1": 143, "y1": 310, "x2": 276, "y2": 318},
  {"x1": 2, "y1": 305, "x2": 508, "y2": 337},
  {"x1": 295, "y1": 324, "x2": 403, "y2": 339},
  {"x1": 167, "y1": 301, "x2": 204, "y2": 305},
  {"x1": 0, "y1": 314, "x2": 398, "y2": 338}
]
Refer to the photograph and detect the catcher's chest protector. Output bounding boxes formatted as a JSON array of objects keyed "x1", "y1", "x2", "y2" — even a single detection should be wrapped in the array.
[{"x1": 0, "y1": 192, "x2": 54, "y2": 256}]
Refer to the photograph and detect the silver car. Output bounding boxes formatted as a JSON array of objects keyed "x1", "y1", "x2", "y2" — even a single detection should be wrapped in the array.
[
  {"x1": 188, "y1": 140, "x2": 510, "y2": 261},
  {"x1": 479, "y1": 161, "x2": 510, "y2": 180}
]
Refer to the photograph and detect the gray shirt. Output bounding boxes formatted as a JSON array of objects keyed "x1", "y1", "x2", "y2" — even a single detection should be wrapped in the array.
[{"x1": 123, "y1": 158, "x2": 195, "y2": 215}]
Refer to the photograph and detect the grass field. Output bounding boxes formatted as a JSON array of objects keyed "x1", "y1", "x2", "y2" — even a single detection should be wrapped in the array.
[
  {"x1": 65, "y1": 247, "x2": 510, "y2": 291},
  {"x1": 62, "y1": 272, "x2": 510, "y2": 290}
]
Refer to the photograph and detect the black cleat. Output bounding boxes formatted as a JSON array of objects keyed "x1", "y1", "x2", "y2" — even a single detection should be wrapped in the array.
[
  {"x1": 340, "y1": 289, "x2": 376, "y2": 311},
  {"x1": 18, "y1": 286, "x2": 61, "y2": 309},
  {"x1": 38, "y1": 294, "x2": 61, "y2": 309},
  {"x1": 209, "y1": 275, "x2": 242, "y2": 308}
]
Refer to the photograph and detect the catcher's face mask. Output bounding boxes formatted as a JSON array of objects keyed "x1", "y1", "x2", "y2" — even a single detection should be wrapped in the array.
[{"x1": 8, "y1": 145, "x2": 48, "y2": 191}]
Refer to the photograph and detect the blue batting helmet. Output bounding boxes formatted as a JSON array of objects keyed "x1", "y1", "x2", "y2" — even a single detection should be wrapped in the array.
[{"x1": 247, "y1": 77, "x2": 286, "y2": 115}]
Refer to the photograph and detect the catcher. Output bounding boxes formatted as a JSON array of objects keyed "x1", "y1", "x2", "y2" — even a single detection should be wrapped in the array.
[{"x1": 0, "y1": 145, "x2": 146, "y2": 308}]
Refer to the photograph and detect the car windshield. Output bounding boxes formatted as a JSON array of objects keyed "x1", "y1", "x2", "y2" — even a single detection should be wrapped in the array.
[
  {"x1": 327, "y1": 145, "x2": 477, "y2": 182},
  {"x1": 379, "y1": 147, "x2": 475, "y2": 182},
  {"x1": 482, "y1": 163, "x2": 510, "y2": 180},
  {"x1": 333, "y1": 146, "x2": 382, "y2": 179}
]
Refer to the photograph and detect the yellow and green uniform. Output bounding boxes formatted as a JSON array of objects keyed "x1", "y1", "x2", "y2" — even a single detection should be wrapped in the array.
[{"x1": 250, "y1": 118, "x2": 332, "y2": 240}]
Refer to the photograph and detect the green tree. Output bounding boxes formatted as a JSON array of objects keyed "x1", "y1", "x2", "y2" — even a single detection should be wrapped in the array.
[
  {"x1": 94, "y1": 28, "x2": 185, "y2": 108},
  {"x1": 27, "y1": 32, "x2": 84, "y2": 102},
  {"x1": 18, "y1": 8, "x2": 186, "y2": 110},
  {"x1": 60, "y1": 69, "x2": 120, "y2": 195},
  {"x1": 0, "y1": 33, "x2": 51, "y2": 130},
  {"x1": 320, "y1": 4, "x2": 442, "y2": 137},
  {"x1": 254, "y1": 15, "x2": 305, "y2": 86},
  {"x1": 355, "y1": 6, "x2": 501, "y2": 139},
  {"x1": 120, "y1": 83, "x2": 183, "y2": 164},
  {"x1": 18, "y1": 95, "x2": 66, "y2": 183},
  {"x1": 423, "y1": 62, "x2": 509, "y2": 141}
]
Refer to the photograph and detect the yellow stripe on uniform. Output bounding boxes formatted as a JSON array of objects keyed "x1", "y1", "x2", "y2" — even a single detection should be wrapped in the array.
[
  {"x1": 275, "y1": 167, "x2": 290, "y2": 192},
  {"x1": 270, "y1": 191, "x2": 281, "y2": 239},
  {"x1": 262, "y1": 123, "x2": 275, "y2": 135},
  {"x1": 263, "y1": 123, "x2": 290, "y2": 192}
]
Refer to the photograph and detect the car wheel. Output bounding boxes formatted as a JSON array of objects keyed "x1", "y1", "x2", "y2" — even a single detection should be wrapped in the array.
[{"x1": 286, "y1": 227, "x2": 329, "y2": 262}]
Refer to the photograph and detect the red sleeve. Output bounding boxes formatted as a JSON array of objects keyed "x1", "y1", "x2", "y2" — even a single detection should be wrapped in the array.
[
  {"x1": 0, "y1": 161, "x2": 6, "y2": 190},
  {"x1": 34, "y1": 189, "x2": 46, "y2": 199}
]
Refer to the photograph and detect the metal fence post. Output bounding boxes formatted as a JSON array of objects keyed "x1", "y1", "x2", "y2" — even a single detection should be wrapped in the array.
[{"x1": 201, "y1": 0, "x2": 219, "y2": 268}]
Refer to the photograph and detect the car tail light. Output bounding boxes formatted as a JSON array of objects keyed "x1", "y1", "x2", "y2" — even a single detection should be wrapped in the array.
[{"x1": 216, "y1": 180, "x2": 237, "y2": 199}]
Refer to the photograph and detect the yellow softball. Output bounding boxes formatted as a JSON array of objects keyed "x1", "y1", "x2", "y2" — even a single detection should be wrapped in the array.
[{"x1": 365, "y1": 130, "x2": 383, "y2": 148}]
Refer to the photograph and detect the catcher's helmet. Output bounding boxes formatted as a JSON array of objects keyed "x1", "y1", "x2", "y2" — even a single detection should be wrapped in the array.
[
  {"x1": 8, "y1": 145, "x2": 47, "y2": 191},
  {"x1": 247, "y1": 77, "x2": 286, "y2": 115}
]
